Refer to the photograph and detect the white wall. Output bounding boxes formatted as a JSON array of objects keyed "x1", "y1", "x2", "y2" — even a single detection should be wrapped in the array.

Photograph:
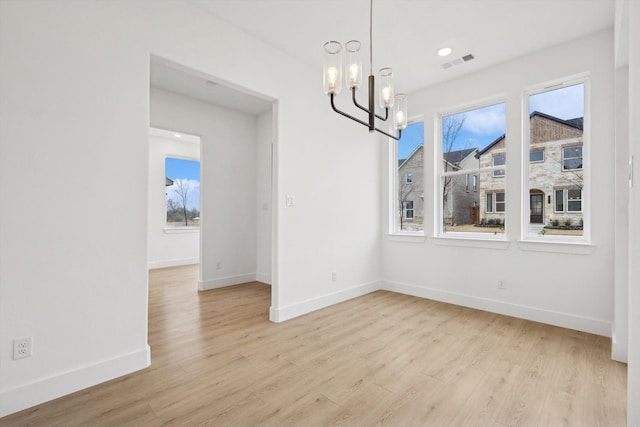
[
  {"x1": 148, "y1": 128, "x2": 200, "y2": 269},
  {"x1": 0, "y1": 0, "x2": 380, "y2": 416},
  {"x1": 256, "y1": 111, "x2": 273, "y2": 284},
  {"x1": 382, "y1": 31, "x2": 616, "y2": 338},
  {"x1": 150, "y1": 87, "x2": 261, "y2": 288}
]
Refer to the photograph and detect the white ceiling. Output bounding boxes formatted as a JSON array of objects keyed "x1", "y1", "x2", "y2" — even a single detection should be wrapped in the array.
[
  {"x1": 191, "y1": 0, "x2": 614, "y2": 94},
  {"x1": 153, "y1": 0, "x2": 614, "y2": 114}
]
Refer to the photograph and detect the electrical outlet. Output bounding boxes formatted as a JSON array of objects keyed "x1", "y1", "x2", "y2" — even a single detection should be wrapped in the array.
[
  {"x1": 331, "y1": 271, "x2": 337, "y2": 282},
  {"x1": 13, "y1": 337, "x2": 32, "y2": 360},
  {"x1": 497, "y1": 280, "x2": 506, "y2": 290}
]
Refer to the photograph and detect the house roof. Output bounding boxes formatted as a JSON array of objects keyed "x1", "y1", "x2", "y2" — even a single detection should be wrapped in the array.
[
  {"x1": 398, "y1": 144, "x2": 423, "y2": 169},
  {"x1": 165, "y1": 177, "x2": 174, "y2": 186},
  {"x1": 476, "y1": 111, "x2": 583, "y2": 156},
  {"x1": 444, "y1": 148, "x2": 477, "y2": 165}
]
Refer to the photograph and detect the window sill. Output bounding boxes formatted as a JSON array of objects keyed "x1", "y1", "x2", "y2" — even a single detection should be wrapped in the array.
[
  {"x1": 517, "y1": 238, "x2": 594, "y2": 254},
  {"x1": 387, "y1": 233, "x2": 426, "y2": 243},
  {"x1": 432, "y1": 234, "x2": 510, "y2": 250},
  {"x1": 163, "y1": 227, "x2": 200, "y2": 234}
]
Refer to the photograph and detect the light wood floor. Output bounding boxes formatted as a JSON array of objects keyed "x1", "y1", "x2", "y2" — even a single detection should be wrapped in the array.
[{"x1": 2, "y1": 265, "x2": 627, "y2": 426}]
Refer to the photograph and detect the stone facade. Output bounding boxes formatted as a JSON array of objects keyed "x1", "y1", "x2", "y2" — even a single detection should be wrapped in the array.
[
  {"x1": 397, "y1": 145, "x2": 424, "y2": 231},
  {"x1": 478, "y1": 112, "x2": 583, "y2": 227}
]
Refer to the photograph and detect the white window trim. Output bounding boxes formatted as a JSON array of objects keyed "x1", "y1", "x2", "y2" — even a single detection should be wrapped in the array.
[
  {"x1": 435, "y1": 97, "x2": 507, "y2": 240},
  {"x1": 520, "y1": 74, "x2": 590, "y2": 244}
]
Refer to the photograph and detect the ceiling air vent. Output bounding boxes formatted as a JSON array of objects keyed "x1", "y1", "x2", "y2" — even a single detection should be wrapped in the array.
[{"x1": 441, "y1": 54, "x2": 475, "y2": 70}]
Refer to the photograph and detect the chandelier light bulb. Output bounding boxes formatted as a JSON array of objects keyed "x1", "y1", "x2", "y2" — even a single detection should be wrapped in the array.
[
  {"x1": 345, "y1": 40, "x2": 362, "y2": 89},
  {"x1": 323, "y1": 41, "x2": 342, "y2": 95},
  {"x1": 379, "y1": 68, "x2": 394, "y2": 109}
]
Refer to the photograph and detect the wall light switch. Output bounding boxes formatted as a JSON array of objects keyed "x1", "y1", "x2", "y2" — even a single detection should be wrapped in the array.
[{"x1": 286, "y1": 194, "x2": 296, "y2": 207}]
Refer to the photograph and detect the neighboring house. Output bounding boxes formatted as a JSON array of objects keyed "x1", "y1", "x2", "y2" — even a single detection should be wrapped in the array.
[
  {"x1": 398, "y1": 146, "x2": 479, "y2": 229},
  {"x1": 477, "y1": 111, "x2": 583, "y2": 226},
  {"x1": 398, "y1": 145, "x2": 424, "y2": 230},
  {"x1": 442, "y1": 148, "x2": 480, "y2": 226}
]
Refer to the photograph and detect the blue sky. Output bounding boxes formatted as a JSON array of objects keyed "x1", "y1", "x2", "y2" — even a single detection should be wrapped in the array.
[
  {"x1": 397, "y1": 83, "x2": 584, "y2": 160},
  {"x1": 165, "y1": 157, "x2": 200, "y2": 210}
]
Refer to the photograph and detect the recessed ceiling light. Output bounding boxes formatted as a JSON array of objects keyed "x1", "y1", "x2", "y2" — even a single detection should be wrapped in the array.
[
  {"x1": 174, "y1": 133, "x2": 181, "y2": 138},
  {"x1": 437, "y1": 47, "x2": 453, "y2": 57}
]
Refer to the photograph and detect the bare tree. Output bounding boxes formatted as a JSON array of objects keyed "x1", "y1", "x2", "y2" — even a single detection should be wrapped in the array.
[
  {"x1": 441, "y1": 114, "x2": 465, "y2": 226},
  {"x1": 398, "y1": 178, "x2": 414, "y2": 231},
  {"x1": 171, "y1": 179, "x2": 191, "y2": 226}
]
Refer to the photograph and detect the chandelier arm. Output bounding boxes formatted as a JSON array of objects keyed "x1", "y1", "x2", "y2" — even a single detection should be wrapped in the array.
[
  {"x1": 373, "y1": 126, "x2": 401, "y2": 141},
  {"x1": 351, "y1": 87, "x2": 390, "y2": 121},
  {"x1": 330, "y1": 93, "x2": 373, "y2": 129},
  {"x1": 331, "y1": 94, "x2": 401, "y2": 141}
]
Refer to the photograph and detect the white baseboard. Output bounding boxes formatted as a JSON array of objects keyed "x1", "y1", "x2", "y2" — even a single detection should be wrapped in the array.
[
  {"x1": 269, "y1": 280, "x2": 380, "y2": 323},
  {"x1": 198, "y1": 273, "x2": 257, "y2": 291},
  {"x1": 380, "y1": 280, "x2": 611, "y2": 337},
  {"x1": 148, "y1": 258, "x2": 199, "y2": 270},
  {"x1": 256, "y1": 272, "x2": 271, "y2": 285},
  {"x1": 0, "y1": 345, "x2": 150, "y2": 418},
  {"x1": 610, "y1": 328, "x2": 628, "y2": 362}
]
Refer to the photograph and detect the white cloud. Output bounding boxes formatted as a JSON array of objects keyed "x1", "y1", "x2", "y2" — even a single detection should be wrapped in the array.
[
  {"x1": 529, "y1": 83, "x2": 584, "y2": 120},
  {"x1": 461, "y1": 103, "x2": 507, "y2": 137}
]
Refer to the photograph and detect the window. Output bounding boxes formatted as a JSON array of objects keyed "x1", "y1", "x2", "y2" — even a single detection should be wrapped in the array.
[
  {"x1": 525, "y1": 81, "x2": 585, "y2": 239},
  {"x1": 395, "y1": 121, "x2": 424, "y2": 232},
  {"x1": 465, "y1": 174, "x2": 478, "y2": 192},
  {"x1": 495, "y1": 192, "x2": 506, "y2": 212},
  {"x1": 562, "y1": 145, "x2": 583, "y2": 170},
  {"x1": 406, "y1": 172, "x2": 413, "y2": 183},
  {"x1": 165, "y1": 157, "x2": 201, "y2": 228},
  {"x1": 404, "y1": 201, "x2": 414, "y2": 219},
  {"x1": 554, "y1": 189, "x2": 564, "y2": 212},
  {"x1": 439, "y1": 102, "x2": 506, "y2": 236},
  {"x1": 485, "y1": 191, "x2": 505, "y2": 213},
  {"x1": 492, "y1": 155, "x2": 506, "y2": 177},
  {"x1": 567, "y1": 189, "x2": 582, "y2": 212},
  {"x1": 530, "y1": 149, "x2": 544, "y2": 162}
]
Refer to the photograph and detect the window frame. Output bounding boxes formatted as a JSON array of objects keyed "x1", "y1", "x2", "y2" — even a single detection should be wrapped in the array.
[
  {"x1": 164, "y1": 155, "x2": 202, "y2": 230},
  {"x1": 492, "y1": 154, "x2": 506, "y2": 177},
  {"x1": 562, "y1": 144, "x2": 583, "y2": 171},
  {"x1": 529, "y1": 149, "x2": 544, "y2": 163},
  {"x1": 521, "y1": 75, "x2": 589, "y2": 243},
  {"x1": 406, "y1": 172, "x2": 413, "y2": 184},
  {"x1": 436, "y1": 98, "x2": 507, "y2": 240},
  {"x1": 404, "y1": 200, "x2": 414, "y2": 219}
]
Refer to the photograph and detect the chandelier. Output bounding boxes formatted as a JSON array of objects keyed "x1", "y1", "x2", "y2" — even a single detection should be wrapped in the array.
[{"x1": 323, "y1": 0, "x2": 408, "y2": 140}]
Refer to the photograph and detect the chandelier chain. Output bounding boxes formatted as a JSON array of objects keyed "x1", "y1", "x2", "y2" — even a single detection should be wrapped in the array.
[{"x1": 369, "y1": 0, "x2": 373, "y2": 76}]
